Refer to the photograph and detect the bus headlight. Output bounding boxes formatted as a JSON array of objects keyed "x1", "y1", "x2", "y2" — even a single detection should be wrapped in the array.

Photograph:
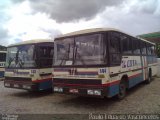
[
  {"x1": 87, "y1": 90, "x2": 94, "y2": 95},
  {"x1": 54, "y1": 87, "x2": 63, "y2": 92},
  {"x1": 23, "y1": 85, "x2": 31, "y2": 89},
  {"x1": 94, "y1": 90, "x2": 101, "y2": 95},
  {"x1": 87, "y1": 89, "x2": 101, "y2": 96},
  {"x1": 5, "y1": 83, "x2": 10, "y2": 87}
]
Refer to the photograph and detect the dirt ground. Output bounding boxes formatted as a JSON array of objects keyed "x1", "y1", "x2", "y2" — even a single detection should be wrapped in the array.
[{"x1": 0, "y1": 78, "x2": 159, "y2": 119}]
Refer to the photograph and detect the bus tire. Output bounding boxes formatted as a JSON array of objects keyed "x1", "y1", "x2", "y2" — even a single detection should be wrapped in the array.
[
  {"x1": 117, "y1": 80, "x2": 126, "y2": 100},
  {"x1": 145, "y1": 69, "x2": 152, "y2": 84}
]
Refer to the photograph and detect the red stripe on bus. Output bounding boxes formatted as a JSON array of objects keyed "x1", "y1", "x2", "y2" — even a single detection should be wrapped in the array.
[
  {"x1": 129, "y1": 73, "x2": 142, "y2": 79},
  {"x1": 32, "y1": 78, "x2": 52, "y2": 83},
  {"x1": 107, "y1": 80, "x2": 120, "y2": 86}
]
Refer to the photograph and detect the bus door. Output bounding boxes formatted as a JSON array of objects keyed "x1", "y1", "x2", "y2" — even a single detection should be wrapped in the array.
[
  {"x1": 141, "y1": 42, "x2": 148, "y2": 81},
  {"x1": 141, "y1": 56, "x2": 148, "y2": 80}
]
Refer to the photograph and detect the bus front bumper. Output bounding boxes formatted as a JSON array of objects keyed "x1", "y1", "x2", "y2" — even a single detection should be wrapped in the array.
[
  {"x1": 4, "y1": 80, "x2": 38, "y2": 91},
  {"x1": 53, "y1": 85, "x2": 108, "y2": 97}
]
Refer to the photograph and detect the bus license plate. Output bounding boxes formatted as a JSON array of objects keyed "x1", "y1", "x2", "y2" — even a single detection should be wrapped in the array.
[
  {"x1": 14, "y1": 84, "x2": 19, "y2": 88},
  {"x1": 69, "y1": 89, "x2": 79, "y2": 93}
]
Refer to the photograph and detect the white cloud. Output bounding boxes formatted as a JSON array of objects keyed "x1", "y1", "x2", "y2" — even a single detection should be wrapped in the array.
[
  {"x1": 4, "y1": 1, "x2": 61, "y2": 45},
  {"x1": 29, "y1": 0, "x2": 125, "y2": 22},
  {"x1": 0, "y1": 0, "x2": 160, "y2": 46},
  {"x1": 58, "y1": 0, "x2": 160, "y2": 35}
]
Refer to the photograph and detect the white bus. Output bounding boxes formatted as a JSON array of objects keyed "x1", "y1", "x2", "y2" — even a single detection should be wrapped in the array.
[
  {"x1": 52, "y1": 28, "x2": 157, "y2": 99},
  {"x1": 4, "y1": 39, "x2": 54, "y2": 91},
  {"x1": 0, "y1": 46, "x2": 7, "y2": 80}
]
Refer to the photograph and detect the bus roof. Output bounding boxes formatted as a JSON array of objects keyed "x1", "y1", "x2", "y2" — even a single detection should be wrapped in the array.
[
  {"x1": 55, "y1": 28, "x2": 117, "y2": 38},
  {"x1": 55, "y1": 28, "x2": 155, "y2": 45},
  {"x1": 8, "y1": 39, "x2": 54, "y2": 47}
]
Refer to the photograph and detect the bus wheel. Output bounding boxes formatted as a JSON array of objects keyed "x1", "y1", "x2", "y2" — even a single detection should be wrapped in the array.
[
  {"x1": 146, "y1": 69, "x2": 152, "y2": 84},
  {"x1": 117, "y1": 80, "x2": 126, "y2": 100}
]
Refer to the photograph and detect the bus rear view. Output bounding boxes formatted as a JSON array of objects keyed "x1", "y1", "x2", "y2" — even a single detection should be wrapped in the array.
[
  {"x1": 4, "y1": 39, "x2": 54, "y2": 91},
  {"x1": 52, "y1": 28, "x2": 157, "y2": 99}
]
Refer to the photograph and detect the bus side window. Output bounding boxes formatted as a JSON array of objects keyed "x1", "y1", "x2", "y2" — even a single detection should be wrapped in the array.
[
  {"x1": 147, "y1": 44, "x2": 153, "y2": 55},
  {"x1": 151, "y1": 45, "x2": 155, "y2": 55},
  {"x1": 48, "y1": 46, "x2": 54, "y2": 58},
  {"x1": 38, "y1": 45, "x2": 54, "y2": 67},
  {"x1": 141, "y1": 42, "x2": 147, "y2": 55},
  {"x1": 0, "y1": 53, "x2": 6, "y2": 62},
  {"x1": 39, "y1": 46, "x2": 54, "y2": 58},
  {"x1": 110, "y1": 32, "x2": 120, "y2": 53},
  {"x1": 109, "y1": 32, "x2": 121, "y2": 65},
  {"x1": 133, "y1": 39, "x2": 141, "y2": 54},
  {"x1": 121, "y1": 34, "x2": 132, "y2": 54},
  {"x1": 39, "y1": 47, "x2": 48, "y2": 57}
]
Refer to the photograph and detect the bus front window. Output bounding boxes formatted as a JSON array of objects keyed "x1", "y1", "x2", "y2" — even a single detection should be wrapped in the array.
[
  {"x1": 54, "y1": 34, "x2": 105, "y2": 66},
  {"x1": 6, "y1": 45, "x2": 35, "y2": 68},
  {"x1": 74, "y1": 34, "x2": 104, "y2": 65},
  {"x1": 54, "y1": 38, "x2": 74, "y2": 66}
]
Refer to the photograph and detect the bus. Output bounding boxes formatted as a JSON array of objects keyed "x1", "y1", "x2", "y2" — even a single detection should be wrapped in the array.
[
  {"x1": 52, "y1": 28, "x2": 157, "y2": 99},
  {"x1": 4, "y1": 39, "x2": 54, "y2": 91},
  {"x1": 0, "y1": 45, "x2": 7, "y2": 80}
]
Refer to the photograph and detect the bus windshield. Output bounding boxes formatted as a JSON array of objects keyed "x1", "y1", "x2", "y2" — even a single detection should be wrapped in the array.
[
  {"x1": 54, "y1": 34, "x2": 105, "y2": 66},
  {"x1": 6, "y1": 45, "x2": 35, "y2": 68}
]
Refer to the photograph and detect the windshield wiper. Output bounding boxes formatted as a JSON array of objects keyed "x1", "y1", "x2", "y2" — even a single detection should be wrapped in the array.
[
  {"x1": 74, "y1": 45, "x2": 85, "y2": 65},
  {"x1": 7, "y1": 57, "x2": 14, "y2": 68},
  {"x1": 15, "y1": 50, "x2": 24, "y2": 68},
  {"x1": 15, "y1": 50, "x2": 19, "y2": 65},
  {"x1": 60, "y1": 44, "x2": 72, "y2": 65}
]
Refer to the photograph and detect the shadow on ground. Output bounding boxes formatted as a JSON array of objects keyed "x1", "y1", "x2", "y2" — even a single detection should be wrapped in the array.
[{"x1": 9, "y1": 89, "x2": 53, "y2": 98}]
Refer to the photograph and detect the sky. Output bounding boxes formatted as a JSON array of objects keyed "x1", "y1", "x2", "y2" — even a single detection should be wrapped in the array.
[{"x1": 0, "y1": 0, "x2": 160, "y2": 46}]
